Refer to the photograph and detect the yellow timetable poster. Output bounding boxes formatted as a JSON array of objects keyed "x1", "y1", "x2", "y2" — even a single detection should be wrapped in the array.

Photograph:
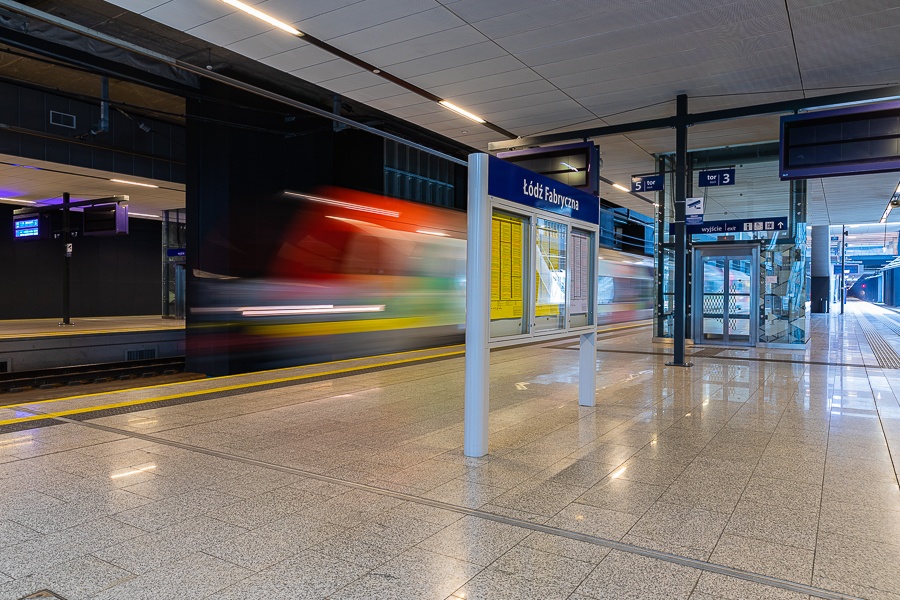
[{"x1": 491, "y1": 213, "x2": 523, "y2": 320}]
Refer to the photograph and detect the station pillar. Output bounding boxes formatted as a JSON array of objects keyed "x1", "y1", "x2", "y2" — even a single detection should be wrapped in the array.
[{"x1": 810, "y1": 225, "x2": 831, "y2": 313}]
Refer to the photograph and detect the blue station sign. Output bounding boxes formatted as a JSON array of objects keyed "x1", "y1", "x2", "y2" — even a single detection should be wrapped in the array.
[
  {"x1": 698, "y1": 168, "x2": 735, "y2": 187},
  {"x1": 631, "y1": 174, "x2": 664, "y2": 193},
  {"x1": 669, "y1": 216, "x2": 789, "y2": 236},
  {"x1": 487, "y1": 155, "x2": 599, "y2": 225}
]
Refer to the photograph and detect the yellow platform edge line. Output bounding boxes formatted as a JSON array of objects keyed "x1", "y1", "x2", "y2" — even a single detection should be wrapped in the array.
[
  {"x1": 0, "y1": 343, "x2": 468, "y2": 410},
  {"x1": 0, "y1": 349, "x2": 466, "y2": 427},
  {"x1": 0, "y1": 321, "x2": 651, "y2": 427}
]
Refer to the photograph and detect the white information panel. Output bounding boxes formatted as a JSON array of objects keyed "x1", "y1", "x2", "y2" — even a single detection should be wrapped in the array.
[{"x1": 465, "y1": 153, "x2": 600, "y2": 457}]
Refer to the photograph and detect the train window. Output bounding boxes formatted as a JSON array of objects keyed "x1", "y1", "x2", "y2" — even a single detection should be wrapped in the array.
[
  {"x1": 342, "y1": 234, "x2": 386, "y2": 274},
  {"x1": 598, "y1": 276, "x2": 615, "y2": 304}
]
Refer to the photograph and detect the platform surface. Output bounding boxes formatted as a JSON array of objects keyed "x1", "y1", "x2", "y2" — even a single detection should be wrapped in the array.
[
  {"x1": 0, "y1": 316, "x2": 184, "y2": 340},
  {"x1": 0, "y1": 307, "x2": 897, "y2": 600}
]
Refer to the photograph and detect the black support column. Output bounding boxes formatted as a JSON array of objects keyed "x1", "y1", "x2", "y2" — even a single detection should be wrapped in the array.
[
  {"x1": 667, "y1": 94, "x2": 692, "y2": 367},
  {"x1": 60, "y1": 191, "x2": 73, "y2": 327}
]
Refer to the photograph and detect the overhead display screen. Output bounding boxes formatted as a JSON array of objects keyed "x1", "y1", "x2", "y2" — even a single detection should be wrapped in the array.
[
  {"x1": 14, "y1": 216, "x2": 40, "y2": 239},
  {"x1": 780, "y1": 100, "x2": 900, "y2": 179}
]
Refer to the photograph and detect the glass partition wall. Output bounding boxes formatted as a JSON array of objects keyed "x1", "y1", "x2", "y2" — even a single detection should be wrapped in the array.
[{"x1": 653, "y1": 142, "x2": 809, "y2": 347}]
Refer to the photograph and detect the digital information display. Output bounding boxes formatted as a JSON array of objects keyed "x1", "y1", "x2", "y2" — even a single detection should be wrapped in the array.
[{"x1": 14, "y1": 217, "x2": 40, "y2": 239}]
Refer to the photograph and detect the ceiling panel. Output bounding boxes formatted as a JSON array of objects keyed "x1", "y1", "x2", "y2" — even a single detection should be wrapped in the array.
[
  {"x1": 410, "y1": 55, "x2": 530, "y2": 89},
  {"x1": 298, "y1": 0, "x2": 438, "y2": 40},
  {"x1": 225, "y1": 30, "x2": 306, "y2": 61},
  {"x1": 138, "y1": 0, "x2": 234, "y2": 31},
  {"x1": 0, "y1": 154, "x2": 184, "y2": 217},
  {"x1": 259, "y1": 44, "x2": 338, "y2": 72},
  {"x1": 326, "y1": 8, "x2": 464, "y2": 55},
  {"x1": 357, "y1": 27, "x2": 491, "y2": 71},
  {"x1": 17, "y1": 0, "x2": 900, "y2": 225},
  {"x1": 186, "y1": 10, "x2": 276, "y2": 47}
]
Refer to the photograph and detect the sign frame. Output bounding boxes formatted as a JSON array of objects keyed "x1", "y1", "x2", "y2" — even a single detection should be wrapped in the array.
[
  {"x1": 631, "y1": 174, "x2": 664, "y2": 193},
  {"x1": 466, "y1": 153, "x2": 601, "y2": 457},
  {"x1": 697, "y1": 168, "x2": 735, "y2": 187}
]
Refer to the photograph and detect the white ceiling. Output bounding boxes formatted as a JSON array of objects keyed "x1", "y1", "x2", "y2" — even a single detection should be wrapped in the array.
[
  {"x1": 0, "y1": 154, "x2": 185, "y2": 218},
  {"x1": 10, "y1": 0, "x2": 900, "y2": 224}
]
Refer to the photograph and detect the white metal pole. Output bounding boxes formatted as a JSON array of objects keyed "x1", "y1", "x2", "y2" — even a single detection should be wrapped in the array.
[
  {"x1": 464, "y1": 153, "x2": 491, "y2": 457},
  {"x1": 578, "y1": 330, "x2": 596, "y2": 406}
]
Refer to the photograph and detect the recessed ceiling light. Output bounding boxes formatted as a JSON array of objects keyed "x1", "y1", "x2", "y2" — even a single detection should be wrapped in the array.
[
  {"x1": 439, "y1": 101, "x2": 485, "y2": 124},
  {"x1": 220, "y1": 0, "x2": 303, "y2": 36},
  {"x1": 612, "y1": 183, "x2": 629, "y2": 192},
  {"x1": 110, "y1": 179, "x2": 159, "y2": 188},
  {"x1": 129, "y1": 212, "x2": 161, "y2": 218}
]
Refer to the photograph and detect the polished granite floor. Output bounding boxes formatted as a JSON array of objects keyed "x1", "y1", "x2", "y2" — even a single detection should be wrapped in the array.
[{"x1": 0, "y1": 304, "x2": 898, "y2": 599}]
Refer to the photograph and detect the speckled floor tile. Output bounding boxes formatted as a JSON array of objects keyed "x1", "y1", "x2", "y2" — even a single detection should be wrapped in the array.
[
  {"x1": 576, "y1": 476, "x2": 668, "y2": 515},
  {"x1": 739, "y1": 476, "x2": 821, "y2": 512},
  {"x1": 488, "y1": 544, "x2": 595, "y2": 586},
  {"x1": 534, "y1": 457, "x2": 617, "y2": 487},
  {"x1": 93, "y1": 514, "x2": 247, "y2": 573},
  {"x1": 814, "y1": 531, "x2": 900, "y2": 595},
  {"x1": 547, "y1": 503, "x2": 639, "y2": 541},
  {"x1": 693, "y1": 572, "x2": 811, "y2": 600},
  {"x1": 710, "y1": 534, "x2": 814, "y2": 584},
  {"x1": 725, "y1": 501, "x2": 818, "y2": 550},
  {"x1": 89, "y1": 550, "x2": 252, "y2": 600},
  {"x1": 423, "y1": 478, "x2": 507, "y2": 508},
  {"x1": 518, "y1": 531, "x2": 610, "y2": 563},
  {"x1": 329, "y1": 547, "x2": 481, "y2": 599},
  {"x1": 416, "y1": 516, "x2": 530, "y2": 566},
  {"x1": 575, "y1": 550, "x2": 700, "y2": 599},
  {"x1": 449, "y1": 568, "x2": 576, "y2": 600},
  {"x1": 628, "y1": 501, "x2": 729, "y2": 555},
  {"x1": 0, "y1": 555, "x2": 131, "y2": 599},
  {"x1": 489, "y1": 479, "x2": 585, "y2": 516}
]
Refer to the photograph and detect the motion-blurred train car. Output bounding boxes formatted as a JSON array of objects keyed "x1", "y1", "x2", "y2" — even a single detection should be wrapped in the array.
[
  {"x1": 191, "y1": 187, "x2": 468, "y2": 370},
  {"x1": 597, "y1": 247, "x2": 654, "y2": 324},
  {"x1": 191, "y1": 187, "x2": 654, "y2": 371}
]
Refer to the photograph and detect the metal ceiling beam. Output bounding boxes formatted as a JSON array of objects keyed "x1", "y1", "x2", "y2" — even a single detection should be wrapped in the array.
[
  {"x1": 488, "y1": 84, "x2": 900, "y2": 151},
  {"x1": 0, "y1": 0, "x2": 470, "y2": 167}
]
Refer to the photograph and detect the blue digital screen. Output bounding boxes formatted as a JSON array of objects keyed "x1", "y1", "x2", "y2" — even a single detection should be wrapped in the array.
[
  {"x1": 14, "y1": 217, "x2": 40, "y2": 238},
  {"x1": 14, "y1": 228, "x2": 39, "y2": 238}
]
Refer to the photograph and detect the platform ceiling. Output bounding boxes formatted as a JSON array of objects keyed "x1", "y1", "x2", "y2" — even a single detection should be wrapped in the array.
[{"x1": 3, "y1": 0, "x2": 900, "y2": 224}]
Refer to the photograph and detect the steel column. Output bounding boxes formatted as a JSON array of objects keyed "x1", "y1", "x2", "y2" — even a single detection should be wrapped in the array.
[{"x1": 667, "y1": 95, "x2": 692, "y2": 367}]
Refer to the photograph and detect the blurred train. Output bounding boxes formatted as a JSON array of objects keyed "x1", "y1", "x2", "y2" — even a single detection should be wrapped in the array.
[{"x1": 191, "y1": 187, "x2": 654, "y2": 371}]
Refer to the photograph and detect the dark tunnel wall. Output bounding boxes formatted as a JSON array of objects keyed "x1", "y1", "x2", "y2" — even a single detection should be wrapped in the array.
[{"x1": 0, "y1": 205, "x2": 162, "y2": 319}]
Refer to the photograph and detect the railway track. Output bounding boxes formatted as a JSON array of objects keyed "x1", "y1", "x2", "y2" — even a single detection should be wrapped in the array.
[{"x1": 0, "y1": 356, "x2": 187, "y2": 394}]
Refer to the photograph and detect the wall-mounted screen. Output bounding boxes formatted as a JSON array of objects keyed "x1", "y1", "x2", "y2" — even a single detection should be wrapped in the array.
[
  {"x1": 780, "y1": 100, "x2": 900, "y2": 179},
  {"x1": 13, "y1": 215, "x2": 41, "y2": 239}
]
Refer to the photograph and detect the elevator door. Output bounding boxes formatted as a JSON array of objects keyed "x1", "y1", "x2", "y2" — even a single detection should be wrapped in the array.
[{"x1": 694, "y1": 246, "x2": 758, "y2": 347}]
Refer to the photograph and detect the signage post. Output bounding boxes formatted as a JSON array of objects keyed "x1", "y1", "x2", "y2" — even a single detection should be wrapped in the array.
[{"x1": 465, "y1": 153, "x2": 600, "y2": 457}]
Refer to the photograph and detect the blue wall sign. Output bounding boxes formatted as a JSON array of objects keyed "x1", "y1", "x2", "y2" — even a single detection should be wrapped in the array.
[
  {"x1": 166, "y1": 248, "x2": 186, "y2": 258},
  {"x1": 487, "y1": 155, "x2": 599, "y2": 225},
  {"x1": 697, "y1": 168, "x2": 735, "y2": 187},
  {"x1": 631, "y1": 174, "x2": 664, "y2": 193},
  {"x1": 668, "y1": 216, "x2": 788, "y2": 236}
]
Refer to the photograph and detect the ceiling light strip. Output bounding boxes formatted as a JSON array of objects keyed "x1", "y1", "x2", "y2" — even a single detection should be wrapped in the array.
[
  {"x1": 220, "y1": 0, "x2": 302, "y2": 36},
  {"x1": 110, "y1": 179, "x2": 159, "y2": 188},
  {"x1": 215, "y1": 0, "x2": 512, "y2": 138}
]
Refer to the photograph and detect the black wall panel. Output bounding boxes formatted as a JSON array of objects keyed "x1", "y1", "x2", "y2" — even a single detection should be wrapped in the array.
[
  {"x1": 0, "y1": 80, "x2": 185, "y2": 183},
  {"x1": 0, "y1": 205, "x2": 162, "y2": 319}
]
